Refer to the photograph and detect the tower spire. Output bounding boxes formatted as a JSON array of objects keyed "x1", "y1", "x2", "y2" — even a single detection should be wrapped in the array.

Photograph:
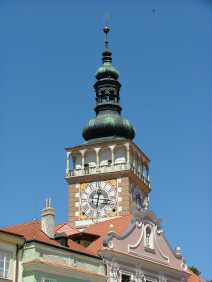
[
  {"x1": 102, "y1": 24, "x2": 112, "y2": 63},
  {"x1": 82, "y1": 25, "x2": 135, "y2": 142}
]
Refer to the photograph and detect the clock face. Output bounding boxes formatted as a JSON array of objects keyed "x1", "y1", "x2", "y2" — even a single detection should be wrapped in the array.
[{"x1": 81, "y1": 181, "x2": 116, "y2": 218}]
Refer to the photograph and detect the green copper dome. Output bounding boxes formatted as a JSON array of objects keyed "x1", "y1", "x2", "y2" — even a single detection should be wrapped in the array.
[
  {"x1": 96, "y1": 61, "x2": 119, "y2": 80},
  {"x1": 83, "y1": 112, "x2": 135, "y2": 141}
]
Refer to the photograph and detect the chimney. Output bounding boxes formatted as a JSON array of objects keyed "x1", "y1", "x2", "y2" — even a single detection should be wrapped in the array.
[{"x1": 41, "y1": 198, "x2": 55, "y2": 239}]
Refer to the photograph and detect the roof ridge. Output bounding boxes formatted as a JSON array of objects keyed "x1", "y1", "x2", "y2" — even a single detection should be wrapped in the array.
[
  {"x1": 85, "y1": 215, "x2": 130, "y2": 230},
  {"x1": 2, "y1": 220, "x2": 40, "y2": 230}
]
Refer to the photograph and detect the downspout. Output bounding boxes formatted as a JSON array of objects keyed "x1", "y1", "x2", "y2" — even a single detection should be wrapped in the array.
[{"x1": 15, "y1": 240, "x2": 25, "y2": 282}]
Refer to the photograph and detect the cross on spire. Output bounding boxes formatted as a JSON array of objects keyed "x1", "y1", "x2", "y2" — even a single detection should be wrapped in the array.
[{"x1": 103, "y1": 24, "x2": 110, "y2": 50}]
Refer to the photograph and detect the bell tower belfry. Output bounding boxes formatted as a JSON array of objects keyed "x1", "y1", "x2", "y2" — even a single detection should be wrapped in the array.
[{"x1": 65, "y1": 25, "x2": 151, "y2": 229}]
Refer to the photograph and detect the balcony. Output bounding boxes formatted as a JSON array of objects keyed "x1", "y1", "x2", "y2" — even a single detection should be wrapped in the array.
[{"x1": 66, "y1": 162, "x2": 150, "y2": 188}]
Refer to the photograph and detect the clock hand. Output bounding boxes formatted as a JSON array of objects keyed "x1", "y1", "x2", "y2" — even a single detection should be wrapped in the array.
[{"x1": 96, "y1": 189, "x2": 101, "y2": 208}]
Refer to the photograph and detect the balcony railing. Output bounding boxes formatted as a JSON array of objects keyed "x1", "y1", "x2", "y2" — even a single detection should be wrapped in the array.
[{"x1": 66, "y1": 162, "x2": 150, "y2": 188}]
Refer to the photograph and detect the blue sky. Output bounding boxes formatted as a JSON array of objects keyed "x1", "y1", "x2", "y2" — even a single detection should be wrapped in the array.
[{"x1": 1, "y1": 0, "x2": 211, "y2": 279}]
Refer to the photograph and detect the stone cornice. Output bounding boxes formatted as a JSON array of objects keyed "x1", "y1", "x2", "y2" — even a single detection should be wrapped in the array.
[
  {"x1": 100, "y1": 249, "x2": 190, "y2": 280},
  {"x1": 23, "y1": 259, "x2": 106, "y2": 282}
]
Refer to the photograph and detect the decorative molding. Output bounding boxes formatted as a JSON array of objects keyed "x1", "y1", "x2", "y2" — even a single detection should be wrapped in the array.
[
  {"x1": 159, "y1": 273, "x2": 167, "y2": 282},
  {"x1": 153, "y1": 226, "x2": 169, "y2": 263},
  {"x1": 135, "y1": 269, "x2": 146, "y2": 282},
  {"x1": 128, "y1": 221, "x2": 144, "y2": 252}
]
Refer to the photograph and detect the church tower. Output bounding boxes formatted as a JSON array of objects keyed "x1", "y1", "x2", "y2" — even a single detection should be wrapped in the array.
[{"x1": 65, "y1": 25, "x2": 151, "y2": 229}]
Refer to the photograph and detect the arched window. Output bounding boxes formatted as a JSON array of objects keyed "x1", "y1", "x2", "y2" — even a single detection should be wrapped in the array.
[
  {"x1": 73, "y1": 153, "x2": 82, "y2": 170},
  {"x1": 85, "y1": 150, "x2": 96, "y2": 168},
  {"x1": 133, "y1": 156, "x2": 138, "y2": 174},
  {"x1": 99, "y1": 148, "x2": 112, "y2": 166},
  {"x1": 114, "y1": 146, "x2": 126, "y2": 164},
  {"x1": 137, "y1": 162, "x2": 142, "y2": 177},
  {"x1": 143, "y1": 165, "x2": 147, "y2": 178}
]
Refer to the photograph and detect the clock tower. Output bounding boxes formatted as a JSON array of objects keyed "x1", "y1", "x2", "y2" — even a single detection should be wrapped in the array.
[{"x1": 65, "y1": 25, "x2": 151, "y2": 229}]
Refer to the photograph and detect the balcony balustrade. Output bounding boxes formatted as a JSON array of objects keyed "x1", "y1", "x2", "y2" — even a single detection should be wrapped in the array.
[{"x1": 66, "y1": 162, "x2": 150, "y2": 188}]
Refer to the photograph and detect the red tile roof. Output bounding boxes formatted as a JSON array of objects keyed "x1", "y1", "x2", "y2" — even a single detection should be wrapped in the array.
[
  {"x1": 55, "y1": 223, "x2": 79, "y2": 236},
  {"x1": 84, "y1": 215, "x2": 132, "y2": 255},
  {"x1": 0, "y1": 228, "x2": 25, "y2": 239},
  {"x1": 3, "y1": 221, "x2": 61, "y2": 246},
  {"x1": 187, "y1": 272, "x2": 203, "y2": 282},
  {"x1": 1, "y1": 216, "x2": 132, "y2": 257},
  {"x1": 2, "y1": 221, "x2": 96, "y2": 257}
]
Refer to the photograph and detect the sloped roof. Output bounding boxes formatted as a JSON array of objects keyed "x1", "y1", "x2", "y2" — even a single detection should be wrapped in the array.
[
  {"x1": 0, "y1": 228, "x2": 25, "y2": 238},
  {"x1": 84, "y1": 215, "x2": 132, "y2": 255},
  {"x1": 1, "y1": 216, "x2": 132, "y2": 256},
  {"x1": 2, "y1": 221, "x2": 57, "y2": 245},
  {"x1": 55, "y1": 223, "x2": 79, "y2": 236},
  {"x1": 2, "y1": 221, "x2": 96, "y2": 257},
  {"x1": 188, "y1": 272, "x2": 203, "y2": 282}
]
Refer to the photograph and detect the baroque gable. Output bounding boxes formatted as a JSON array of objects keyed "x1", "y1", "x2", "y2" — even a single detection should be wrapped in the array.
[{"x1": 101, "y1": 210, "x2": 189, "y2": 281}]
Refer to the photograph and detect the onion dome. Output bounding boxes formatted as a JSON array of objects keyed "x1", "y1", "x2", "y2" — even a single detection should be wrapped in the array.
[
  {"x1": 82, "y1": 25, "x2": 135, "y2": 142},
  {"x1": 83, "y1": 112, "x2": 135, "y2": 140}
]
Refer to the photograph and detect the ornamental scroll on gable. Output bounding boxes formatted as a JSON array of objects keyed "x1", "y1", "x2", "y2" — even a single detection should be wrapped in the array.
[{"x1": 101, "y1": 210, "x2": 188, "y2": 274}]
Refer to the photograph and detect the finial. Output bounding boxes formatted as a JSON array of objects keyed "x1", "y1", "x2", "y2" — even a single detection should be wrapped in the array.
[
  {"x1": 102, "y1": 20, "x2": 112, "y2": 63},
  {"x1": 103, "y1": 15, "x2": 110, "y2": 50},
  {"x1": 103, "y1": 24, "x2": 110, "y2": 50}
]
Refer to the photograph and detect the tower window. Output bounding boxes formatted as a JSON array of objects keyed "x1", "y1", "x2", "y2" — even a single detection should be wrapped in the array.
[
  {"x1": 114, "y1": 146, "x2": 126, "y2": 164},
  {"x1": 99, "y1": 148, "x2": 112, "y2": 166}
]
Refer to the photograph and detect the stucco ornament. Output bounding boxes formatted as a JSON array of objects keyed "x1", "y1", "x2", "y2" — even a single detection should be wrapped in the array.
[
  {"x1": 136, "y1": 269, "x2": 146, "y2": 282},
  {"x1": 107, "y1": 238, "x2": 114, "y2": 249},
  {"x1": 109, "y1": 262, "x2": 120, "y2": 281},
  {"x1": 159, "y1": 274, "x2": 167, "y2": 282},
  {"x1": 181, "y1": 259, "x2": 188, "y2": 271},
  {"x1": 175, "y1": 246, "x2": 182, "y2": 258}
]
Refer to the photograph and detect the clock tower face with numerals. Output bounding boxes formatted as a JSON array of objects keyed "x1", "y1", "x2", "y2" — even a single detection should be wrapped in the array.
[{"x1": 81, "y1": 181, "x2": 117, "y2": 219}]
